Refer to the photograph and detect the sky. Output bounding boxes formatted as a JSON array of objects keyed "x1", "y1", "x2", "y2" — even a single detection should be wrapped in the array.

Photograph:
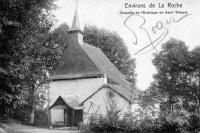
[{"x1": 53, "y1": 0, "x2": 200, "y2": 91}]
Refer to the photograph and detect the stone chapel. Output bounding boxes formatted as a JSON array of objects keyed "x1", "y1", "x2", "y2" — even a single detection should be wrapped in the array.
[{"x1": 49, "y1": 8, "x2": 133, "y2": 127}]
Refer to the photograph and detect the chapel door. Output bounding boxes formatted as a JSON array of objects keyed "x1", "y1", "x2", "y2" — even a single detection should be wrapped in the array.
[{"x1": 51, "y1": 107, "x2": 65, "y2": 126}]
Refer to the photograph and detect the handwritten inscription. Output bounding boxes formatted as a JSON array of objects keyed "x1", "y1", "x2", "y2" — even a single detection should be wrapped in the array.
[{"x1": 124, "y1": 14, "x2": 191, "y2": 55}]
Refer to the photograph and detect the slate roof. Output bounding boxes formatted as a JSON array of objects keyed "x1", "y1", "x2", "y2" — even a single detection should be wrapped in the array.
[
  {"x1": 51, "y1": 95, "x2": 83, "y2": 109},
  {"x1": 82, "y1": 43, "x2": 130, "y2": 89},
  {"x1": 51, "y1": 39, "x2": 102, "y2": 80},
  {"x1": 51, "y1": 41, "x2": 130, "y2": 90}
]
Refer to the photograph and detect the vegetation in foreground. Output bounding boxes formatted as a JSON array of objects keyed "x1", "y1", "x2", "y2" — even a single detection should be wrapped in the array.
[
  {"x1": 80, "y1": 106, "x2": 199, "y2": 133},
  {"x1": 80, "y1": 38, "x2": 200, "y2": 133}
]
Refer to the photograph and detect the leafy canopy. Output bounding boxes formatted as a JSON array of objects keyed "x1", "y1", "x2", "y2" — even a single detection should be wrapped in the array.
[{"x1": 0, "y1": 0, "x2": 61, "y2": 120}]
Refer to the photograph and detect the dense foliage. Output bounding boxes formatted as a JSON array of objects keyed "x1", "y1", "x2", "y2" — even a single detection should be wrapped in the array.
[
  {"x1": 0, "y1": 0, "x2": 62, "y2": 123},
  {"x1": 140, "y1": 38, "x2": 200, "y2": 131},
  {"x1": 81, "y1": 107, "x2": 182, "y2": 133}
]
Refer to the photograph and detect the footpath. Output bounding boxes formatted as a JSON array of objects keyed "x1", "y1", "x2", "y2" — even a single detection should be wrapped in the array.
[{"x1": 0, "y1": 123, "x2": 80, "y2": 133}]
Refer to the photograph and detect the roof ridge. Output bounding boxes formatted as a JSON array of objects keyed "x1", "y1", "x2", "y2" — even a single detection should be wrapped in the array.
[{"x1": 82, "y1": 42, "x2": 130, "y2": 89}]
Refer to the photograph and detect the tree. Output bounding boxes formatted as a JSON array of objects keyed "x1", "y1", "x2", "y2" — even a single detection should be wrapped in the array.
[
  {"x1": 142, "y1": 39, "x2": 200, "y2": 130},
  {"x1": 183, "y1": 46, "x2": 200, "y2": 117},
  {"x1": 140, "y1": 38, "x2": 190, "y2": 118},
  {"x1": 83, "y1": 25, "x2": 136, "y2": 89},
  {"x1": 51, "y1": 24, "x2": 136, "y2": 89},
  {"x1": 151, "y1": 38, "x2": 189, "y2": 111},
  {"x1": 51, "y1": 23, "x2": 69, "y2": 51},
  {"x1": 0, "y1": 0, "x2": 62, "y2": 123}
]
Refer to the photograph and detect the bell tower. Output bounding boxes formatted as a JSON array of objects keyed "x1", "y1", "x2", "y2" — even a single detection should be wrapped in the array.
[{"x1": 68, "y1": 0, "x2": 83, "y2": 46}]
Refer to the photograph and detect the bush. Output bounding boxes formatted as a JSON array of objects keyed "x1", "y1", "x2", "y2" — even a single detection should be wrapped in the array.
[
  {"x1": 12, "y1": 106, "x2": 30, "y2": 124},
  {"x1": 156, "y1": 118, "x2": 181, "y2": 133},
  {"x1": 33, "y1": 109, "x2": 48, "y2": 127},
  {"x1": 82, "y1": 111, "x2": 183, "y2": 133},
  {"x1": 186, "y1": 115, "x2": 200, "y2": 132},
  {"x1": 80, "y1": 101, "x2": 184, "y2": 133}
]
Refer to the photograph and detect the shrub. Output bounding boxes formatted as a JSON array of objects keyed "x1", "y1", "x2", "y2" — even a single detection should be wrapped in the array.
[
  {"x1": 186, "y1": 114, "x2": 200, "y2": 132},
  {"x1": 33, "y1": 109, "x2": 48, "y2": 127},
  {"x1": 157, "y1": 118, "x2": 181, "y2": 133},
  {"x1": 81, "y1": 100, "x2": 184, "y2": 133},
  {"x1": 12, "y1": 106, "x2": 30, "y2": 124},
  {"x1": 83, "y1": 112, "x2": 183, "y2": 133}
]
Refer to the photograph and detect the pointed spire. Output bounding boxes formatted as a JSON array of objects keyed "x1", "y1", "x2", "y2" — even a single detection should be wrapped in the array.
[
  {"x1": 71, "y1": 0, "x2": 81, "y2": 31},
  {"x1": 71, "y1": 10, "x2": 80, "y2": 30},
  {"x1": 68, "y1": 0, "x2": 83, "y2": 46}
]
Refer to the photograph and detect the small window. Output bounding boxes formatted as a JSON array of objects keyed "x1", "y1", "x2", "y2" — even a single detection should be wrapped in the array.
[{"x1": 107, "y1": 90, "x2": 114, "y2": 98}]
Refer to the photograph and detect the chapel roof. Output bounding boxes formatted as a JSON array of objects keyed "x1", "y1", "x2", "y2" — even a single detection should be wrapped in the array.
[
  {"x1": 50, "y1": 95, "x2": 83, "y2": 109},
  {"x1": 82, "y1": 43, "x2": 130, "y2": 89},
  {"x1": 52, "y1": 42, "x2": 130, "y2": 90},
  {"x1": 51, "y1": 7, "x2": 131, "y2": 93}
]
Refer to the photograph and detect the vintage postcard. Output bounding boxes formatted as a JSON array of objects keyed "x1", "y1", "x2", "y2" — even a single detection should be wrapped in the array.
[{"x1": 1, "y1": 0, "x2": 200, "y2": 132}]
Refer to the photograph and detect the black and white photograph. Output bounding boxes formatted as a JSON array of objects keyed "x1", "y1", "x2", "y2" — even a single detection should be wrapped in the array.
[{"x1": 0, "y1": 0, "x2": 200, "y2": 132}]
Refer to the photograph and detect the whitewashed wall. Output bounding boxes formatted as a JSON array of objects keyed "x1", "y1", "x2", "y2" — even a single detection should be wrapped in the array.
[
  {"x1": 49, "y1": 77, "x2": 131, "y2": 124},
  {"x1": 83, "y1": 87, "x2": 131, "y2": 123},
  {"x1": 49, "y1": 77, "x2": 105, "y2": 106}
]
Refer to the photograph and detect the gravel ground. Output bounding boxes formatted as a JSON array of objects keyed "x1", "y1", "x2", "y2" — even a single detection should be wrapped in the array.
[{"x1": 0, "y1": 123, "x2": 80, "y2": 133}]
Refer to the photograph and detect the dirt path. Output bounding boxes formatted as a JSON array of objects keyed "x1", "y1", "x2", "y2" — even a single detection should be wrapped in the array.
[
  {"x1": 0, "y1": 123, "x2": 80, "y2": 133},
  {"x1": 0, "y1": 127, "x2": 6, "y2": 133}
]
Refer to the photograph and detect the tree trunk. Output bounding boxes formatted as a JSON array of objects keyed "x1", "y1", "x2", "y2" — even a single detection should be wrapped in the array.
[
  {"x1": 196, "y1": 68, "x2": 200, "y2": 123},
  {"x1": 30, "y1": 109, "x2": 34, "y2": 124},
  {"x1": 47, "y1": 84, "x2": 51, "y2": 128},
  {"x1": 198, "y1": 68, "x2": 200, "y2": 129},
  {"x1": 29, "y1": 86, "x2": 35, "y2": 124}
]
